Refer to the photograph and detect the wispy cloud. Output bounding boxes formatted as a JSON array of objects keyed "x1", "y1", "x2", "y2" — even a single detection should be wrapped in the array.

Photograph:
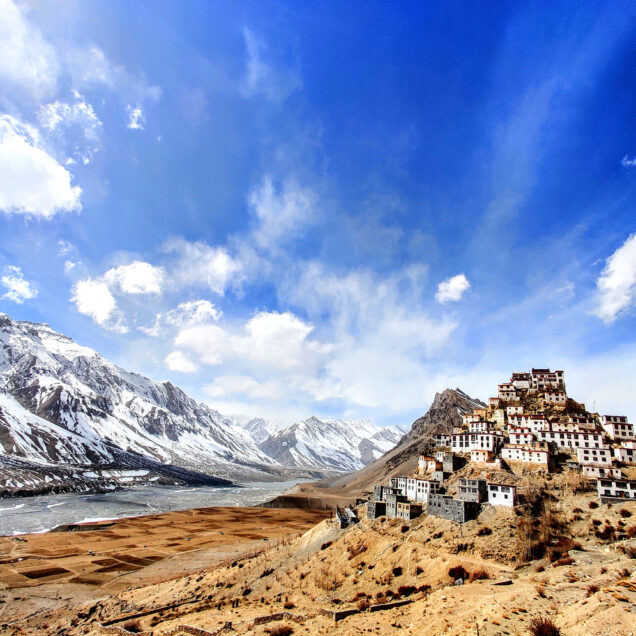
[{"x1": 241, "y1": 27, "x2": 301, "y2": 103}]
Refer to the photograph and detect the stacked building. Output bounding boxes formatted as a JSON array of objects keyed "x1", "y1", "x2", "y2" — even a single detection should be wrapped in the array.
[{"x1": 366, "y1": 368, "x2": 635, "y2": 523}]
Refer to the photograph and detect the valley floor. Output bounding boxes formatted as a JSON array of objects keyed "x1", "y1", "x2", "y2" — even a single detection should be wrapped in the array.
[{"x1": 0, "y1": 486, "x2": 634, "y2": 635}]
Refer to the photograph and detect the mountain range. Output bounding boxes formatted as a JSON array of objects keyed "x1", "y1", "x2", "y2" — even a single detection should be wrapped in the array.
[{"x1": 0, "y1": 314, "x2": 407, "y2": 495}]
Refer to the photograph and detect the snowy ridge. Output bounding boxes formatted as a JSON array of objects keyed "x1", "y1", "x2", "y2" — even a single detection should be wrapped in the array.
[
  {"x1": 0, "y1": 313, "x2": 279, "y2": 490},
  {"x1": 258, "y1": 416, "x2": 407, "y2": 472}
]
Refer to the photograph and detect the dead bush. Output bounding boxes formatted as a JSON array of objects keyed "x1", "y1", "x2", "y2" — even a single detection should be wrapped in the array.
[
  {"x1": 588, "y1": 501, "x2": 599, "y2": 509},
  {"x1": 396, "y1": 585, "x2": 417, "y2": 597},
  {"x1": 551, "y1": 557, "x2": 575, "y2": 568},
  {"x1": 586, "y1": 584, "x2": 599, "y2": 597},
  {"x1": 320, "y1": 541, "x2": 332, "y2": 550},
  {"x1": 627, "y1": 526, "x2": 636, "y2": 539},
  {"x1": 619, "y1": 508, "x2": 632, "y2": 518},
  {"x1": 477, "y1": 526, "x2": 492, "y2": 536},
  {"x1": 529, "y1": 616, "x2": 561, "y2": 636},
  {"x1": 392, "y1": 566, "x2": 403, "y2": 577},
  {"x1": 122, "y1": 619, "x2": 143, "y2": 633},
  {"x1": 400, "y1": 525, "x2": 409, "y2": 533},
  {"x1": 448, "y1": 565, "x2": 469, "y2": 581},
  {"x1": 470, "y1": 568, "x2": 490, "y2": 581},
  {"x1": 536, "y1": 584, "x2": 547, "y2": 598},
  {"x1": 283, "y1": 600, "x2": 295, "y2": 609},
  {"x1": 268, "y1": 626, "x2": 294, "y2": 636}
]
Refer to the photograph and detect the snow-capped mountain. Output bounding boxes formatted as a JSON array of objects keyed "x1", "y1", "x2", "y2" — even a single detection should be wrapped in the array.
[
  {"x1": 0, "y1": 313, "x2": 281, "y2": 492},
  {"x1": 230, "y1": 416, "x2": 285, "y2": 445},
  {"x1": 258, "y1": 416, "x2": 407, "y2": 472}
]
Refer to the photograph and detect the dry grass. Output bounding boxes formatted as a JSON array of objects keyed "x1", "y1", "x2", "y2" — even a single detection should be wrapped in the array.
[{"x1": 529, "y1": 616, "x2": 561, "y2": 636}]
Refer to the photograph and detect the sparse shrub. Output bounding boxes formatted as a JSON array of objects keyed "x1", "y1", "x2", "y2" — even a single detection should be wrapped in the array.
[
  {"x1": 529, "y1": 616, "x2": 561, "y2": 636},
  {"x1": 600, "y1": 567, "x2": 607, "y2": 574},
  {"x1": 392, "y1": 566, "x2": 403, "y2": 577},
  {"x1": 400, "y1": 525, "x2": 409, "y2": 533},
  {"x1": 536, "y1": 585, "x2": 546, "y2": 598},
  {"x1": 356, "y1": 598, "x2": 370, "y2": 611},
  {"x1": 415, "y1": 566, "x2": 423, "y2": 575},
  {"x1": 260, "y1": 568, "x2": 274, "y2": 578},
  {"x1": 477, "y1": 526, "x2": 492, "y2": 536},
  {"x1": 448, "y1": 565, "x2": 469, "y2": 581},
  {"x1": 417, "y1": 584, "x2": 431, "y2": 594},
  {"x1": 396, "y1": 585, "x2": 417, "y2": 597},
  {"x1": 595, "y1": 525, "x2": 616, "y2": 542},
  {"x1": 552, "y1": 557, "x2": 575, "y2": 568},
  {"x1": 471, "y1": 568, "x2": 490, "y2": 581},
  {"x1": 268, "y1": 626, "x2": 294, "y2": 636},
  {"x1": 591, "y1": 519, "x2": 601, "y2": 527},
  {"x1": 392, "y1": 545, "x2": 399, "y2": 552},
  {"x1": 433, "y1": 531, "x2": 443, "y2": 539},
  {"x1": 122, "y1": 619, "x2": 143, "y2": 633},
  {"x1": 586, "y1": 584, "x2": 599, "y2": 597},
  {"x1": 376, "y1": 591, "x2": 385, "y2": 600},
  {"x1": 618, "y1": 567, "x2": 631, "y2": 578},
  {"x1": 320, "y1": 541, "x2": 332, "y2": 550},
  {"x1": 627, "y1": 526, "x2": 636, "y2": 539},
  {"x1": 242, "y1": 587, "x2": 252, "y2": 596},
  {"x1": 588, "y1": 501, "x2": 599, "y2": 510},
  {"x1": 283, "y1": 600, "x2": 295, "y2": 609},
  {"x1": 536, "y1": 564, "x2": 545, "y2": 572},
  {"x1": 620, "y1": 509, "x2": 632, "y2": 518},
  {"x1": 573, "y1": 507, "x2": 583, "y2": 513}
]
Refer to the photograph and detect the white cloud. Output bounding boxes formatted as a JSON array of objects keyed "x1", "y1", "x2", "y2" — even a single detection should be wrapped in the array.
[
  {"x1": 164, "y1": 238, "x2": 245, "y2": 295},
  {"x1": 0, "y1": 114, "x2": 81, "y2": 218},
  {"x1": 249, "y1": 175, "x2": 316, "y2": 251},
  {"x1": 621, "y1": 155, "x2": 636, "y2": 167},
  {"x1": 164, "y1": 350, "x2": 198, "y2": 374},
  {"x1": 594, "y1": 233, "x2": 636, "y2": 323},
  {"x1": 104, "y1": 261, "x2": 164, "y2": 295},
  {"x1": 241, "y1": 27, "x2": 301, "y2": 103},
  {"x1": 126, "y1": 104, "x2": 144, "y2": 130},
  {"x1": 204, "y1": 374, "x2": 278, "y2": 400},
  {"x1": 0, "y1": 0, "x2": 59, "y2": 98},
  {"x1": 174, "y1": 310, "x2": 330, "y2": 371},
  {"x1": 71, "y1": 278, "x2": 127, "y2": 333},
  {"x1": 435, "y1": 273, "x2": 471, "y2": 303},
  {"x1": 140, "y1": 300, "x2": 221, "y2": 337},
  {"x1": 1, "y1": 266, "x2": 37, "y2": 303}
]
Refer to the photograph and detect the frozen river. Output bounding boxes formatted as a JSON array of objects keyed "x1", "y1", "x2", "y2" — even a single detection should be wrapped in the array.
[{"x1": 0, "y1": 480, "x2": 300, "y2": 535}]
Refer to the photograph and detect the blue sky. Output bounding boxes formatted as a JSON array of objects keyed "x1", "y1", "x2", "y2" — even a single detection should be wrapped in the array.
[{"x1": 1, "y1": 0, "x2": 636, "y2": 427}]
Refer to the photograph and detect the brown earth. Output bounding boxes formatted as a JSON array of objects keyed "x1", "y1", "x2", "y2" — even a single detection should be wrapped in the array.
[
  {"x1": 0, "y1": 506, "x2": 330, "y2": 633},
  {"x1": 1, "y1": 475, "x2": 633, "y2": 635}
]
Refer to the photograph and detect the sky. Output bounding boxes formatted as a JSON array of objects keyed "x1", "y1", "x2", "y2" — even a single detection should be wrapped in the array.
[{"x1": 1, "y1": 0, "x2": 636, "y2": 428}]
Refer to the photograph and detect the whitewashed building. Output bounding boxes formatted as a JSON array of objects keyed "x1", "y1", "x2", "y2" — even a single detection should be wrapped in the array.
[
  {"x1": 470, "y1": 449, "x2": 494, "y2": 463},
  {"x1": 498, "y1": 383, "x2": 518, "y2": 402},
  {"x1": 389, "y1": 476, "x2": 407, "y2": 495},
  {"x1": 418, "y1": 454, "x2": 437, "y2": 474},
  {"x1": 405, "y1": 477, "x2": 442, "y2": 503},
  {"x1": 451, "y1": 432, "x2": 505, "y2": 454},
  {"x1": 507, "y1": 405, "x2": 524, "y2": 416},
  {"x1": 487, "y1": 483, "x2": 516, "y2": 507},
  {"x1": 510, "y1": 372, "x2": 531, "y2": 390},
  {"x1": 530, "y1": 368, "x2": 565, "y2": 390},
  {"x1": 599, "y1": 416, "x2": 635, "y2": 441},
  {"x1": 508, "y1": 427, "x2": 534, "y2": 445},
  {"x1": 433, "y1": 433, "x2": 451, "y2": 447},
  {"x1": 582, "y1": 465, "x2": 621, "y2": 479},
  {"x1": 576, "y1": 447, "x2": 612, "y2": 466},
  {"x1": 468, "y1": 420, "x2": 494, "y2": 433},
  {"x1": 544, "y1": 390, "x2": 567, "y2": 406},
  {"x1": 596, "y1": 478, "x2": 636, "y2": 501},
  {"x1": 614, "y1": 446, "x2": 636, "y2": 466},
  {"x1": 536, "y1": 430, "x2": 604, "y2": 449},
  {"x1": 501, "y1": 444, "x2": 551, "y2": 470}
]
